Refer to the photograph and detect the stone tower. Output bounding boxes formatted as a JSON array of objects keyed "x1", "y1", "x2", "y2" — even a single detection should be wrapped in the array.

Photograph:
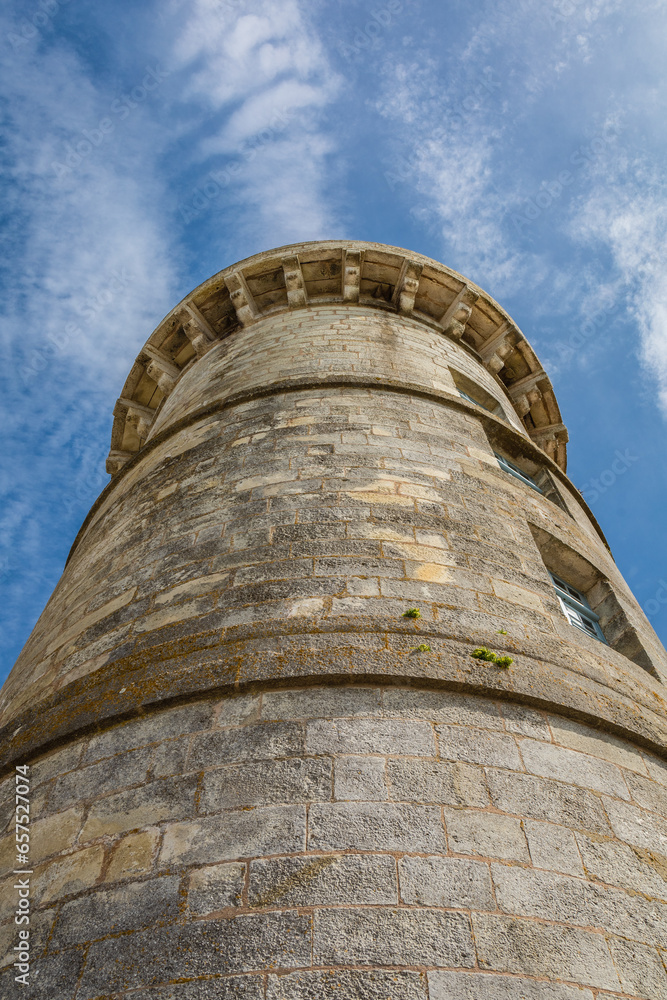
[{"x1": 2, "y1": 241, "x2": 667, "y2": 999}]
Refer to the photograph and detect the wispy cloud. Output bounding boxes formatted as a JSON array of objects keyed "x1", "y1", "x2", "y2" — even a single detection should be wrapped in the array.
[{"x1": 171, "y1": 0, "x2": 343, "y2": 248}]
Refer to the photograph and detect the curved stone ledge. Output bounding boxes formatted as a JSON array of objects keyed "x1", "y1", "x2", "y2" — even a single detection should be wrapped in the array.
[{"x1": 2, "y1": 622, "x2": 666, "y2": 776}]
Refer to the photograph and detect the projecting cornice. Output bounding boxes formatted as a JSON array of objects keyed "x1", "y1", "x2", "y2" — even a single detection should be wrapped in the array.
[{"x1": 108, "y1": 241, "x2": 568, "y2": 474}]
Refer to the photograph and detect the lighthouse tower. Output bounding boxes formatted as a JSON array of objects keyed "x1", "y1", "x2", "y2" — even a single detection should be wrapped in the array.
[{"x1": 2, "y1": 241, "x2": 667, "y2": 999}]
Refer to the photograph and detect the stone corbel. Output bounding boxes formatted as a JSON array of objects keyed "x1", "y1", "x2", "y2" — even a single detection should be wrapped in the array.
[
  {"x1": 181, "y1": 302, "x2": 218, "y2": 358},
  {"x1": 342, "y1": 249, "x2": 362, "y2": 302},
  {"x1": 281, "y1": 255, "x2": 307, "y2": 308},
  {"x1": 225, "y1": 271, "x2": 258, "y2": 327},
  {"x1": 391, "y1": 259, "x2": 423, "y2": 316},
  {"x1": 478, "y1": 322, "x2": 514, "y2": 372},
  {"x1": 106, "y1": 449, "x2": 133, "y2": 476},
  {"x1": 143, "y1": 345, "x2": 181, "y2": 396},
  {"x1": 439, "y1": 285, "x2": 479, "y2": 340},
  {"x1": 529, "y1": 422, "x2": 569, "y2": 461},
  {"x1": 117, "y1": 397, "x2": 155, "y2": 440}
]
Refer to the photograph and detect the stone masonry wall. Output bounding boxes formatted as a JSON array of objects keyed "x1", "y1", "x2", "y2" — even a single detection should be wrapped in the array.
[
  {"x1": 1, "y1": 685, "x2": 667, "y2": 998},
  {"x1": 4, "y1": 380, "x2": 666, "y2": 756}
]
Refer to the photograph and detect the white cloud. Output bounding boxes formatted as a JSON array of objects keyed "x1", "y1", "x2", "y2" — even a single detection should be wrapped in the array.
[{"x1": 569, "y1": 168, "x2": 667, "y2": 414}]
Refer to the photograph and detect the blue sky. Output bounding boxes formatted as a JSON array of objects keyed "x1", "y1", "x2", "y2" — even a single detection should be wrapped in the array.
[{"x1": 1, "y1": 0, "x2": 667, "y2": 680}]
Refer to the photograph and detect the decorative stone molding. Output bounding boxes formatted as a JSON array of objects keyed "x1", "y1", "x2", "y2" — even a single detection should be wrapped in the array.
[{"x1": 107, "y1": 241, "x2": 569, "y2": 475}]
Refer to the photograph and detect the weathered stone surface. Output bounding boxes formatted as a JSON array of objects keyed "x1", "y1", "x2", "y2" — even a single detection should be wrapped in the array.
[
  {"x1": 202, "y1": 757, "x2": 332, "y2": 810},
  {"x1": 188, "y1": 862, "x2": 246, "y2": 914},
  {"x1": 334, "y1": 756, "x2": 388, "y2": 800},
  {"x1": 485, "y1": 770, "x2": 612, "y2": 834},
  {"x1": 267, "y1": 970, "x2": 429, "y2": 999},
  {"x1": 436, "y1": 726, "x2": 522, "y2": 769},
  {"x1": 445, "y1": 808, "x2": 530, "y2": 861},
  {"x1": 160, "y1": 805, "x2": 306, "y2": 866},
  {"x1": 81, "y1": 774, "x2": 198, "y2": 840},
  {"x1": 77, "y1": 914, "x2": 312, "y2": 997},
  {"x1": 314, "y1": 907, "x2": 475, "y2": 968},
  {"x1": 399, "y1": 855, "x2": 494, "y2": 909},
  {"x1": 35, "y1": 845, "x2": 105, "y2": 903},
  {"x1": 308, "y1": 802, "x2": 447, "y2": 853},
  {"x1": 51, "y1": 874, "x2": 180, "y2": 947},
  {"x1": 518, "y1": 739, "x2": 630, "y2": 800},
  {"x1": 306, "y1": 718, "x2": 436, "y2": 756},
  {"x1": 524, "y1": 820, "x2": 585, "y2": 876},
  {"x1": 263, "y1": 686, "x2": 381, "y2": 720},
  {"x1": 386, "y1": 759, "x2": 489, "y2": 806},
  {"x1": 428, "y1": 971, "x2": 594, "y2": 1000},
  {"x1": 472, "y1": 913, "x2": 620, "y2": 989},
  {"x1": 607, "y1": 935, "x2": 667, "y2": 999},
  {"x1": 249, "y1": 854, "x2": 397, "y2": 907},
  {"x1": 135, "y1": 978, "x2": 265, "y2": 1000},
  {"x1": 189, "y1": 722, "x2": 305, "y2": 769}
]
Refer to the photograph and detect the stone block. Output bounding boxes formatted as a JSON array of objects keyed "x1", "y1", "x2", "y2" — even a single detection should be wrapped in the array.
[
  {"x1": 607, "y1": 936, "x2": 667, "y2": 999},
  {"x1": 30, "y1": 807, "x2": 84, "y2": 863},
  {"x1": 472, "y1": 913, "x2": 619, "y2": 989},
  {"x1": 217, "y1": 693, "x2": 262, "y2": 728},
  {"x1": 188, "y1": 862, "x2": 246, "y2": 914},
  {"x1": 498, "y1": 702, "x2": 551, "y2": 740},
  {"x1": 160, "y1": 805, "x2": 306, "y2": 866},
  {"x1": 334, "y1": 756, "x2": 388, "y2": 800},
  {"x1": 249, "y1": 854, "x2": 397, "y2": 908},
  {"x1": 49, "y1": 746, "x2": 153, "y2": 811},
  {"x1": 386, "y1": 760, "x2": 489, "y2": 807},
  {"x1": 261, "y1": 686, "x2": 381, "y2": 720},
  {"x1": 306, "y1": 718, "x2": 436, "y2": 756},
  {"x1": 150, "y1": 737, "x2": 190, "y2": 778},
  {"x1": 105, "y1": 827, "x2": 160, "y2": 882},
  {"x1": 575, "y1": 833, "x2": 667, "y2": 899},
  {"x1": 189, "y1": 722, "x2": 306, "y2": 769},
  {"x1": 436, "y1": 726, "x2": 522, "y2": 770},
  {"x1": 77, "y1": 913, "x2": 312, "y2": 997},
  {"x1": 202, "y1": 758, "x2": 332, "y2": 810},
  {"x1": 486, "y1": 770, "x2": 611, "y2": 835},
  {"x1": 51, "y1": 874, "x2": 180, "y2": 947},
  {"x1": 490, "y1": 863, "x2": 667, "y2": 947},
  {"x1": 525, "y1": 820, "x2": 584, "y2": 876},
  {"x1": 399, "y1": 855, "x2": 494, "y2": 909},
  {"x1": 83, "y1": 702, "x2": 215, "y2": 762},
  {"x1": 267, "y1": 970, "x2": 429, "y2": 1000},
  {"x1": 35, "y1": 845, "x2": 105, "y2": 903},
  {"x1": 6, "y1": 948, "x2": 85, "y2": 1000},
  {"x1": 314, "y1": 907, "x2": 475, "y2": 968},
  {"x1": 624, "y1": 768, "x2": 667, "y2": 816},
  {"x1": 604, "y1": 797, "x2": 667, "y2": 853},
  {"x1": 428, "y1": 971, "x2": 594, "y2": 999},
  {"x1": 518, "y1": 740, "x2": 630, "y2": 801},
  {"x1": 308, "y1": 802, "x2": 447, "y2": 853},
  {"x1": 137, "y1": 979, "x2": 265, "y2": 999},
  {"x1": 547, "y1": 716, "x2": 648, "y2": 774},
  {"x1": 445, "y1": 808, "x2": 530, "y2": 861},
  {"x1": 81, "y1": 774, "x2": 198, "y2": 841}
]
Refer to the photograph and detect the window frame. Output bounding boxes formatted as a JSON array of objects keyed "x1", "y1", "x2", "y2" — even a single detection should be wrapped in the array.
[
  {"x1": 549, "y1": 572, "x2": 607, "y2": 643},
  {"x1": 494, "y1": 451, "x2": 543, "y2": 493}
]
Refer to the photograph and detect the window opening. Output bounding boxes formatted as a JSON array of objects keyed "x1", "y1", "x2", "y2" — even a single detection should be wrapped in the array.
[
  {"x1": 549, "y1": 572, "x2": 607, "y2": 643},
  {"x1": 494, "y1": 452, "x2": 542, "y2": 493}
]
